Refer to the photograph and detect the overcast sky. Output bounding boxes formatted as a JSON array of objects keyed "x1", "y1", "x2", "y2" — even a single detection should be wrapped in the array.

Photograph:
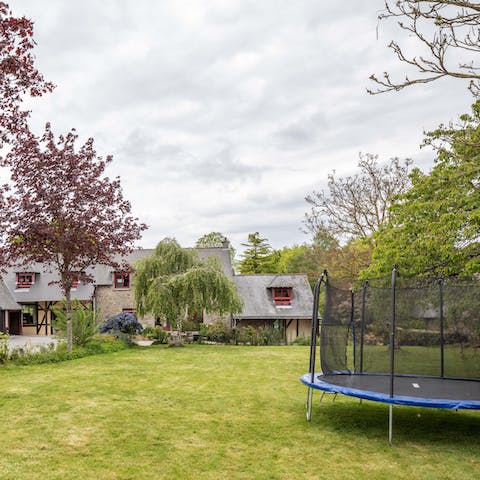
[{"x1": 14, "y1": 0, "x2": 474, "y2": 253}]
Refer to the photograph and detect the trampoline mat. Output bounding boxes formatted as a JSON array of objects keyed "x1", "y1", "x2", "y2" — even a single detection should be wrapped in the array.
[{"x1": 322, "y1": 374, "x2": 480, "y2": 401}]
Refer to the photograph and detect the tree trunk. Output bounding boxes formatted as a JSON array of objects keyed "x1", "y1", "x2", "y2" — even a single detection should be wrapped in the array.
[{"x1": 66, "y1": 287, "x2": 73, "y2": 352}]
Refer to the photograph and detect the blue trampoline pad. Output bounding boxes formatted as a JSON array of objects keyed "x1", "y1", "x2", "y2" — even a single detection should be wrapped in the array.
[{"x1": 301, "y1": 373, "x2": 480, "y2": 410}]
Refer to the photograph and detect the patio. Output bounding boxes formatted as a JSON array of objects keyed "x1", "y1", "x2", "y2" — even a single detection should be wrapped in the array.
[{"x1": 7, "y1": 335, "x2": 58, "y2": 352}]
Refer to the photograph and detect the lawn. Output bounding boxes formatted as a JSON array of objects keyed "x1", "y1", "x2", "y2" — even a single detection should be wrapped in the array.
[{"x1": 0, "y1": 345, "x2": 478, "y2": 480}]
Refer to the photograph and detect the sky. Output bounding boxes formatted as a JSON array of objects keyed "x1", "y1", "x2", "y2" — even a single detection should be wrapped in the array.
[{"x1": 13, "y1": 0, "x2": 474, "y2": 253}]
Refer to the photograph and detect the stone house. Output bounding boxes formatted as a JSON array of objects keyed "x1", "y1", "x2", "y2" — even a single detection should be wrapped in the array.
[
  {"x1": 0, "y1": 263, "x2": 95, "y2": 335},
  {"x1": 0, "y1": 244, "x2": 314, "y2": 343},
  {"x1": 232, "y1": 274, "x2": 313, "y2": 343},
  {"x1": 0, "y1": 245, "x2": 235, "y2": 335}
]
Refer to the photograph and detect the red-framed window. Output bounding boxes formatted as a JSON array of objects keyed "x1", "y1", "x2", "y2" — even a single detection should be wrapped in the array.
[
  {"x1": 114, "y1": 272, "x2": 130, "y2": 289},
  {"x1": 71, "y1": 272, "x2": 80, "y2": 289},
  {"x1": 16, "y1": 272, "x2": 35, "y2": 289},
  {"x1": 272, "y1": 287, "x2": 292, "y2": 306}
]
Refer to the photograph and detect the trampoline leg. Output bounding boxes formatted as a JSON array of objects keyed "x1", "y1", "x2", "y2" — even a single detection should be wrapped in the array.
[
  {"x1": 388, "y1": 404, "x2": 393, "y2": 446},
  {"x1": 306, "y1": 387, "x2": 313, "y2": 421}
]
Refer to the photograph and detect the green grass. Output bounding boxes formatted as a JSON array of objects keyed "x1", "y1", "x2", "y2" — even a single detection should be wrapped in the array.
[{"x1": 0, "y1": 345, "x2": 478, "y2": 479}]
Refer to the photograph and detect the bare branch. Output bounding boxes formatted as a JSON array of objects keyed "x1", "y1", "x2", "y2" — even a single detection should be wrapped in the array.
[
  {"x1": 304, "y1": 154, "x2": 412, "y2": 244},
  {"x1": 369, "y1": 1, "x2": 480, "y2": 95}
]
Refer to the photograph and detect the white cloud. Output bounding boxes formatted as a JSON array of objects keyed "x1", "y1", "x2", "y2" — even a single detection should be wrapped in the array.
[{"x1": 13, "y1": 0, "x2": 475, "y2": 254}]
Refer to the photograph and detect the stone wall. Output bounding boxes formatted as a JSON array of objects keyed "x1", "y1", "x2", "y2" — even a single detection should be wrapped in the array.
[
  {"x1": 94, "y1": 285, "x2": 154, "y2": 328},
  {"x1": 203, "y1": 311, "x2": 231, "y2": 327}
]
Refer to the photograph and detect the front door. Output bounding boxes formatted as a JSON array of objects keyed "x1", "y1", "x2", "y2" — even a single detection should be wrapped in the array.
[{"x1": 8, "y1": 311, "x2": 22, "y2": 335}]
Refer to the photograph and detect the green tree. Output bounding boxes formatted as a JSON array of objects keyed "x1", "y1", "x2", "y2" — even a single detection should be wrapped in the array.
[
  {"x1": 238, "y1": 232, "x2": 278, "y2": 274},
  {"x1": 195, "y1": 231, "x2": 236, "y2": 262},
  {"x1": 276, "y1": 245, "x2": 310, "y2": 274},
  {"x1": 134, "y1": 239, "x2": 242, "y2": 335},
  {"x1": 366, "y1": 102, "x2": 480, "y2": 276}
]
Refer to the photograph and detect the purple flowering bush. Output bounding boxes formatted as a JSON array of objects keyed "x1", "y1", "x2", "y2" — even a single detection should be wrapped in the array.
[{"x1": 99, "y1": 312, "x2": 143, "y2": 336}]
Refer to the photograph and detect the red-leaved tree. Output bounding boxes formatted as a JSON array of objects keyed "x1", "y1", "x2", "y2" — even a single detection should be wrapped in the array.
[
  {"x1": 0, "y1": 2, "x2": 53, "y2": 148},
  {"x1": 1, "y1": 124, "x2": 147, "y2": 351}
]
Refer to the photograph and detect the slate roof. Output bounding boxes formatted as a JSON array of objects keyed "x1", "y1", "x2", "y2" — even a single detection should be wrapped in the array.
[
  {"x1": 0, "y1": 246, "x2": 234, "y2": 305},
  {"x1": 0, "y1": 279, "x2": 21, "y2": 310},
  {"x1": 93, "y1": 249, "x2": 154, "y2": 286},
  {"x1": 94, "y1": 247, "x2": 233, "y2": 286},
  {"x1": 193, "y1": 247, "x2": 233, "y2": 278},
  {"x1": 232, "y1": 274, "x2": 313, "y2": 320},
  {"x1": 2, "y1": 263, "x2": 95, "y2": 303}
]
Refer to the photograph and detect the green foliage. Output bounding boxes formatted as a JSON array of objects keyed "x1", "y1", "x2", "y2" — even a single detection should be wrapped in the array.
[
  {"x1": 291, "y1": 336, "x2": 311, "y2": 346},
  {"x1": 271, "y1": 236, "x2": 373, "y2": 285},
  {"x1": 199, "y1": 322, "x2": 234, "y2": 343},
  {"x1": 367, "y1": 102, "x2": 480, "y2": 277},
  {"x1": 0, "y1": 332, "x2": 9, "y2": 364},
  {"x1": 275, "y1": 244, "x2": 310, "y2": 273},
  {"x1": 51, "y1": 301, "x2": 99, "y2": 346},
  {"x1": 237, "y1": 325, "x2": 284, "y2": 345},
  {"x1": 134, "y1": 238, "x2": 243, "y2": 329},
  {"x1": 0, "y1": 335, "x2": 128, "y2": 367},
  {"x1": 195, "y1": 231, "x2": 236, "y2": 262},
  {"x1": 198, "y1": 323, "x2": 285, "y2": 345},
  {"x1": 238, "y1": 232, "x2": 278, "y2": 274},
  {"x1": 142, "y1": 326, "x2": 168, "y2": 343}
]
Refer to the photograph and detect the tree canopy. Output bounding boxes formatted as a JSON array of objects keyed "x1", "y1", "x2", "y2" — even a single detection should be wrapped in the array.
[
  {"x1": 134, "y1": 239, "x2": 242, "y2": 330},
  {"x1": 0, "y1": 2, "x2": 53, "y2": 149},
  {"x1": 0, "y1": 124, "x2": 147, "y2": 349},
  {"x1": 369, "y1": 1, "x2": 480, "y2": 96},
  {"x1": 238, "y1": 232, "x2": 278, "y2": 274},
  {"x1": 365, "y1": 101, "x2": 480, "y2": 276},
  {"x1": 195, "y1": 231, "x2": 236, "y2": 261},
  {"x1": 304, "y1": 153, "x2": 411, "y2": 244}
]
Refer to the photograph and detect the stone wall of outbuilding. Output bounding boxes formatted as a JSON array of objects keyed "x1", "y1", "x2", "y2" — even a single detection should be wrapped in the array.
[{"x1": 94, "y1": 285, "x2": 155, "y2": 328}]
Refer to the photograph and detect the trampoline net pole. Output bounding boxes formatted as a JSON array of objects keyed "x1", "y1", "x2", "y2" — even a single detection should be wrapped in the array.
[
  {"x1": 309, "y1": 271, "x2": 326, "y2": 384},
  {"x1": 439, "y1": 279, "x2": 445, "y2": 378},
  {"x1": 359, "y1": 280, "x2": 368, "y2": 374},
  {"x1": 350, "y1": 290, "x2": 356, "y2": 372},
  {"x1": 390, "y1": 265, "x2": 397, "y2": 399},
  {"x1": 389, "y1": 404, "x2": 393, "y2": 446}
]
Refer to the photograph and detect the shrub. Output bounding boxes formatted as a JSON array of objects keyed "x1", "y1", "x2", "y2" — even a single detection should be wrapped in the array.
[
  {"x1": 201, "y1": 322, "x2": 233, "y2": 343},
  {"x1": 99, "y1": 312, "x2": 143, "y2": 336},
  {"x1": 0, "y1": 332, "x2": 10, "y2": 364},
  {"x1": 52, "y1": 301, "x2": 99, "y2": 346},
  {"x1": 238, "y1": 326, "x2": 260, "y2": 345},
  {"x1": 182, "y1": 319, "x2": 201, "y2": 332},
  {"x1": 142, "y1": 326, "x2": 168, "y2": 344},
  {"x1": 257, "y1": 326, "x2": 284, "y2": 345},
  {"x1": 292, "y1": 336, "x2": 311, "y2": 346},
  {"x1": 7, "y1": 337, "x2": 128, "y2": 366}
]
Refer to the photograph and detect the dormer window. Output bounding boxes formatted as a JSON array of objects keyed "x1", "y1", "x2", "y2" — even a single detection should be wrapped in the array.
[
  {"x1": 114, "y1": 272, "x2": 130, "y2": 289},
  {"x1": 16, "y1": 272, "x2": 35, "y2": 289},
  {"x1": 272, "y1": 287, "x2": 292, "y2": 306},
  {"x1": 71, "y1": 272, "x2": 80, "y2": 289}
]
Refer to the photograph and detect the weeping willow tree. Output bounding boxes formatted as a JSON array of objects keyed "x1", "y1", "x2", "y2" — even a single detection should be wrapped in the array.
[{"x1": 134, "y1": 238, "x2": 242, "y2": 335}]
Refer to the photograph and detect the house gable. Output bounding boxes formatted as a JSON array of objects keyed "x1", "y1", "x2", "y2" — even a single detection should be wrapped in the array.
[{"x1": 232, "y1": 274, "x2": 313, "y2": 320}]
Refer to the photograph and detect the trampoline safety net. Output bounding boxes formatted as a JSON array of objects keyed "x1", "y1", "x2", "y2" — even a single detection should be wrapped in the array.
[{"x1": 320, "y1": 275, "x2": 480, "y2": 380}]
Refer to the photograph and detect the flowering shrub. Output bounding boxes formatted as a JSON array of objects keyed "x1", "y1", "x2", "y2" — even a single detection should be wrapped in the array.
[{"x1": 99, "y1": 312, "x2": 143, "y2": 336}]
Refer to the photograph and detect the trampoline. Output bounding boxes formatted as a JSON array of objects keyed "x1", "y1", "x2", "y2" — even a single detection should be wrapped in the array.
[{"x1": 301, "y1": 267, "x2": 480, "y2": 443}]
